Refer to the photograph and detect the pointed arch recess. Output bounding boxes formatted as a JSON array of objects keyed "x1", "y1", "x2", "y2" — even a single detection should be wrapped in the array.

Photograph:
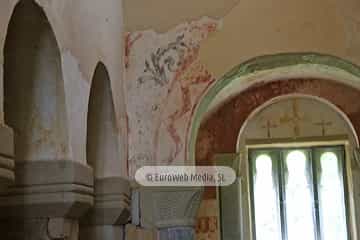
[
  {"x1": 87, "y1": 62, "x2": 120, "y2": 178},
  {"x1": 4, "y1": 0, "x2": 69, "y2": 161}
]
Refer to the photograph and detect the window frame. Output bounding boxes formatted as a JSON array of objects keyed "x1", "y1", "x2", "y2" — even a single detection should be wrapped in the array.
[{"x1": 246, "y1": 137, "x2": 355, "y2": 240}]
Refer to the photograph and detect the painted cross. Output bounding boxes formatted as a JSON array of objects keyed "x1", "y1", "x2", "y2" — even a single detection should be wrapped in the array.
[
  {"x1": 261, "y1": 120, "x2": 278, "y2": 138},
  {"x1": 280, "y1": 99, "x2": 305, "y2": 138},
  {"x1": 314, "y1": 120, "x2": 332, "y2": 136}
]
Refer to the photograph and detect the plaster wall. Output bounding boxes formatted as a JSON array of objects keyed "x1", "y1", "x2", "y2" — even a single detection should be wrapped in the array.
[
  {"x1": 124, "y1": 0, "x2": 360, "y2": 177},
  {"x1": 124, "y1": 0, "x2": 240, "y2": 32},
  {"x1": 124, "y1": 0, "x2": 360, "y2": 77}
]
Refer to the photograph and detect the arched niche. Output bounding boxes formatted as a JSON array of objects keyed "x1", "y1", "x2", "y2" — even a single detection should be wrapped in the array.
[
  {"x1": 79, "y1": 63, "x2": 129, "y2": 240},
  {"x1": 188, "y1": 53, "x2": 360, "y2": 164},
  {"x1": 87, "y1": 62, "x2": 121, "y2": 179},
  {"x1": 237, "y1": 94, "x2": 359, "y2": 149},
  {"x1": 196, "y1": 78, "x2": 360, "y2": 166},
  {"x1": 3, "y1": 0, "x2": 69, "y2": 161},
  {"x1": 235, "y1": 96, "x2": 359, "y2": 240}
]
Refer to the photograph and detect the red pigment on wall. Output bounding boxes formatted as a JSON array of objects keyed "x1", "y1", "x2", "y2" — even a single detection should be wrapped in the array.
[{"x1": 196, "y1": 78, "x2": 360, "y2": 199}]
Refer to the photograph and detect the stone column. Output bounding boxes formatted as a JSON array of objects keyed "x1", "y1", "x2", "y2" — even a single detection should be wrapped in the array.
[
  {"x1": 79, "y1": 177, "x2": 131, "y2": 240},
  {"x1": 139, "y1": 187, "x2": 203, "y2": 240},
  {"x1": 0, "y1": 160, "x2": 94, "y2": 240}
]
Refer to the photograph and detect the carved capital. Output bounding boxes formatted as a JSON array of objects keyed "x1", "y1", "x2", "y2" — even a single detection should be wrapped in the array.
[
  {"x1": 0, "y1": 160, "x2": 94, "y2": 219},
  {"x1": 139, "y1": 186, "x2": 203, "y2": 228}
]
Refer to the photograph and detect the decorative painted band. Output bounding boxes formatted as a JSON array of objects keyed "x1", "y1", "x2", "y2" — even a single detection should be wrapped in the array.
[{"x1": 187, "y1": 53, "x2": 360, "y2": 164}]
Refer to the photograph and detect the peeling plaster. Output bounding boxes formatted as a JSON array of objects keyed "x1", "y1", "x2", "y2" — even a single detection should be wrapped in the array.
[{"x1": 125, "y1": 17, "x2": 221, "y2": 176}]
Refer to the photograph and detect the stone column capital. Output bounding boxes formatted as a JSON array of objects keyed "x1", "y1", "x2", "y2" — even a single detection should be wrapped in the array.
[
  {"x1": 0, "y1": 160, "x2": 94, "y2": 219},
  {"x1": 139, "y1": 186, "x2": 203, "y2": 229}
]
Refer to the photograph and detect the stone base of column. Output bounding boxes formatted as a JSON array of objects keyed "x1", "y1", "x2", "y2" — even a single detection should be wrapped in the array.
[
  {"x1": 0, "y1": 218, "x2": 79, "y2": 240},
  {"x1": 79, "y1": 177, "x2": 131, "y2": 240},
  {"x1": 159, "y1": 227, "x2": 195, "y2": 240}
]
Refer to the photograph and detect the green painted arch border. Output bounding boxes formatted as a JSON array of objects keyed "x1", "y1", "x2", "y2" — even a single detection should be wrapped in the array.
[{"x1": 187, "y1": 52, "x2": 360, "y2": 164}]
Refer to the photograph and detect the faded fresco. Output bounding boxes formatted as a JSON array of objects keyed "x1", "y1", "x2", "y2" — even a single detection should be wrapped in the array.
[
  {"x1": 197, "y1": 78, "x2": 360, "y2": 199},
  {"x1": 195, "y1": 199, "x2": 220, "y2": 240},
  {"x1": 195, "y1": 79, "x2": 360, "y2": 240},
  {"x1": 125, "y1": 17, "x2": 221, "y2": 176},
  {"x1": 240, "y1": 98, "x2": 352, "y2": 140}
]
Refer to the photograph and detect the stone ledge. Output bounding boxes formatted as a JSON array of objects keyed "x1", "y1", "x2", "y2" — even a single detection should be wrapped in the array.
[
  {"x1": 0, "y1": 124, "x2": 14, "y2": 186},
  {"x1": 80, "y1": 177, "x2": 131, "y2": 226},
  {"x1": 0, "y1": 160, "x2": 94, "y2": 219},
  {"x1": 13, "y1": 160, "x2": 93, "y2": 187},
  {"x1": 0, "y1": 218, "x2": 79, "y2": 240},
  {"x1": 0, "y1": 124, "x2": 14, "y2": 157},
  {"x1": 0, "y1": 155, "x2": 14, "y2": 170}
]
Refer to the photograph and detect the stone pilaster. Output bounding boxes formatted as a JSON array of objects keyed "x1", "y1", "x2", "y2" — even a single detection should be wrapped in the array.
[
  {"x1": 79, "y1": 177, "x2": 131, "y2": 240},
  {"x1": 0, "y1": 160, "x2": 94, "y2": 240},
  {"x1": 139, "y1": 187, "x2": 203, "y2": 240}
]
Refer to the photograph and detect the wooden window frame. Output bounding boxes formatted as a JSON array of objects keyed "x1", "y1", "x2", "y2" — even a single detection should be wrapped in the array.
[{"x1": 246, "y1": 136, "x2": 355, "y2": 240}]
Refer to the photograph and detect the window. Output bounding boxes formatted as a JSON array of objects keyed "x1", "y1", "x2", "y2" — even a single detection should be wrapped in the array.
[{"x1": 249, "y1": 145, "x2": 349, "y2": 240}]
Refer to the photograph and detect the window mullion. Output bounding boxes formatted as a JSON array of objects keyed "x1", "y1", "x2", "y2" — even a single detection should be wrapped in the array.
[
  {"x1": 339, "y1": 147, "x2": 351, "y2": 240},
  {"x1": 311, "y1": 148, "x2": 321, "y2": 240},
  {"x1": 249, "y1": 150, "x2": 256, "y2": 240},
  {"x1": 278, "y1": 150, "x2": 287, "y2": 240}
]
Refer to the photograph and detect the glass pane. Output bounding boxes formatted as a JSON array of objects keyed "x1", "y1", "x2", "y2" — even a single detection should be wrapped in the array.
[
  {"x1": 254, "y1": 154, "x2": 282, "y2": 240},
  {"x1": 285, "y1": 150, "x2": 316, "y2": 240},
  {"x1": 319, "y1": 152, "x2": 348, "y2": 240}
]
